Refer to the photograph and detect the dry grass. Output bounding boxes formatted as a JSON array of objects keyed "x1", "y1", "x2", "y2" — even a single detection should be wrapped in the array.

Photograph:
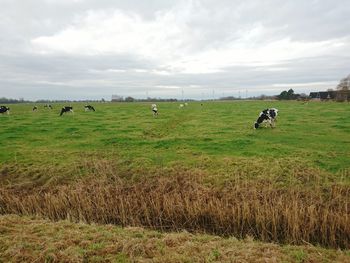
[
  {"x1": 1, "y1": 215, "x2": 349, "y2": 263},
  {"x1": 0, "y1": 165, "x2": 349, "y2": 249}
]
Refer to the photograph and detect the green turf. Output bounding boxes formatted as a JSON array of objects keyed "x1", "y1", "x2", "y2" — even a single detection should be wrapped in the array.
[{"x1": 1, "y1": 101, "x2": 349, "y2": 185}]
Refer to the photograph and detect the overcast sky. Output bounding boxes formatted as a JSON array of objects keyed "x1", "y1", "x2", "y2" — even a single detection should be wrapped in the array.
[{"x1": 0, "y1": 0, "x2": 349, "y2": 100}]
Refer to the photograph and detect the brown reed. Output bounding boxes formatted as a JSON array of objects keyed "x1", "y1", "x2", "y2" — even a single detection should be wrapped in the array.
[{"x1": 0, "y1": 168, "x2": 349, "y2": 249}]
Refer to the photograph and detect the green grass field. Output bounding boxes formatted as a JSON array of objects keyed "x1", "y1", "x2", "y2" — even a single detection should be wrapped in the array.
[
  {"x1": 1, "y1": 101, "x2": 350, "y2": 262},
  {"x1": 1, "y1": 101, "x2": 349, "y2": 186}
]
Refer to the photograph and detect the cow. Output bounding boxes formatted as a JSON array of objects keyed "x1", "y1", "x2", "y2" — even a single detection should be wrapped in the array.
[
  {"x1": 151, "y1": 104, "x2": 158, "y2": 116},
  {"x1": 179, "y1": 104, "x2": 184, "y2": 108},
  {"x1": 44, "y1": 104, "x2": 52, "y2": 109},
  {"x1": 0, "y1": 106, "x2": 10, "y2": 114},
  {"x1": 84, "y1": 105, "x2": 95, "y2": 111},
  {"x1": 33, "y1": 106, "x2": 38, "y2": 111},
  {"x1": 254, "y1": 108, "x2": 279, "y2": 129},
  {"x1": 60, "y1": 106, "x2": 74, "y2": 116}
]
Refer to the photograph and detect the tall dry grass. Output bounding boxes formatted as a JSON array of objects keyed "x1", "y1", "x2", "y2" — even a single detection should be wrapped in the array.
[{"x1": 0, "y1": 165, "x2": 349, "y2": 249}]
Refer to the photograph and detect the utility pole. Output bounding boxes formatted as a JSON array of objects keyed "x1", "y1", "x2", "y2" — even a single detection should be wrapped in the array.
[{"x1": 181, "y1": 88, "x2": 184, "y2": 101}]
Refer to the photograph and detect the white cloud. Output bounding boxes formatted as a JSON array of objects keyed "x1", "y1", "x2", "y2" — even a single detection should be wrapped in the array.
[
  {"x1": 106, "y1": 69, "x2": 126, "y2": 73},
  {"x1": 31, "y1": 5, "x2": 349, "y2": 75},
  {"x1": 156, "y1": 85, "x2": 181, "y2": 89},
  {"x1": 43, "y1": 0, "x2": 85, "y2": 4},
  {"x1": 272, "y1": 81, "x2": 338, "y2": 88},
  {"x1": 31, "y1": 7, "x2": 191, "y2": 59}
]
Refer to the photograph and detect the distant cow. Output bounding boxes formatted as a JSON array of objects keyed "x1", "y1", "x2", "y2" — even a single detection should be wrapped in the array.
[
  {"x1": 33, "y1": 106, "x2": 38, "y2": 111},
  {"x1": 84, "y1": 105, "x2": 95, "y2": 111},
  {"x1": 60, "y1": 106, "x2": 74, "y2": 116},
  {"x1": 179, "y1": 104, "x2": 184, "y2": 108},
  {"x1": 254, "y1": 108, "x2": 279, "y2": 129},
  {"x1": 0, "y1": 106, "x2": 10, "y2": 114},
  {"x1": 151, "y1": 104, "x2": 158, "y2": 116},
  {"x1": 44, "y1": 104, "x2": 52, "y2": 109}
]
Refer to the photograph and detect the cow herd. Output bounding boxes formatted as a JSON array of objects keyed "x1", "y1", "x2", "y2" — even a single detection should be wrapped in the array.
[
  {"x1": 58, "y1": 105, "x2": 96, "y2": 116},
  {"x1": 1, "y1": 104, "x2": 96, "y2": 116},
  {"x1": 1, "y1": 103, "x2": 279, "y2": 129},
  {"x1": 150, "y1": 103, "x2": 279, "y2": 129}
]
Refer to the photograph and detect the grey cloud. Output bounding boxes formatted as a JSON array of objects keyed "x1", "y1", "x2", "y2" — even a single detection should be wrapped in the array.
[{"x1": 0, "y1": 0, "x2": 349, "y2": 100}]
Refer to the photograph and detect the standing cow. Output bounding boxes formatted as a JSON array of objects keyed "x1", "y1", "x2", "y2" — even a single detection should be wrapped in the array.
[
  {"x1": 84, "y1": 105, "x2": 95, "y2": 111},
  {"x1": 151, "y1": 104, "x2": 158, "y2": 117},
  {"x1": 254, "y1": 108, "x2": 278, "y2": 129},
  {"x1": 60, "y1": 106, "x2": 74, "y2": 116},
  {"x1": 0, "y1": 106, "x2": 10, "y2": 114}
]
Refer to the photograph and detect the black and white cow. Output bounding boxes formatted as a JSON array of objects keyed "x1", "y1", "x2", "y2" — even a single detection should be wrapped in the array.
[
  {"x1": 254, "y1": 108, "x2": 278, "y2": 129},
  {"x1": 33, "y1": 106, "x2": 38, "y2": 111},
  {"x1": 44, "y1": 104, "x2": 52, "y2": 109},
  {"x1": 60, "y1": 106, "x2": 74, "y2": 116},
  {"x1": 151, "y1": 104, "x2": 158, "y2": 116},
  {"x1": 0, "y1": 106, "x2": 10, "y2": 114},
  {"x1": 84, "y1": 105, "x2": 95, "y2": 111}
]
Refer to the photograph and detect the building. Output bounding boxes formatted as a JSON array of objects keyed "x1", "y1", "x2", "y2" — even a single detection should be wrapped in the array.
[
  {"x1": 111, "y1": 95, "x2": 123, "y2": 102},
  {"x1": 309, "y1": 91, "x2": 337, "y2": 101}
]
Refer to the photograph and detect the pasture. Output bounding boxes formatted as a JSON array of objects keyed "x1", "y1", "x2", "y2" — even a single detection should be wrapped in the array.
[
  {"x1": 1, "y1": 101, "x2": 349, "y2": 186},
  {"x1": 0, "y1": 101, "x2": 350, "y2": 261}
]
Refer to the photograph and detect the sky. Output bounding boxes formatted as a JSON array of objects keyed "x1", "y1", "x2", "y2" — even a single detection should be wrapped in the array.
[{"x1": 0, "y1": 0, "x2": 349, "y2": 100}]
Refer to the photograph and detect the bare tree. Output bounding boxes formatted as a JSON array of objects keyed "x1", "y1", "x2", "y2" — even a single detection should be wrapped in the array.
[
  {"x1": 337, "y1": 74, "x2": 350, "y2": 91},
  {"x1": 336, "y1": 74, "x2": 350, "y2": 101}
]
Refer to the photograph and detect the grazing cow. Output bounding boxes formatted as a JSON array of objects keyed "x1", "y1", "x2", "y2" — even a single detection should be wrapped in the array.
[
  {"x1": 151, "y1": 104, "x2": 158, "y2": 116},
  {"x1": 33, "y1": 106, "x2": 38, "y2": 111},
  {"x1": 0, "y1": 106, "x2": 10, "y2": 114},
  {"x1": 60, "y1": 106, "x2": 74, "y2": 116},
  {"x1": 44, "y1": 104, "x2": 52, "y2": 109},
  {"x1": 254, "y1": 108, "x2": 279, "y2": 129},
  {"x1": 179, "y1": 104, "x2": 184, "y2": 108},
  {"x1": 84, "y1": 105, "x2": 95, "y2": 111}
]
